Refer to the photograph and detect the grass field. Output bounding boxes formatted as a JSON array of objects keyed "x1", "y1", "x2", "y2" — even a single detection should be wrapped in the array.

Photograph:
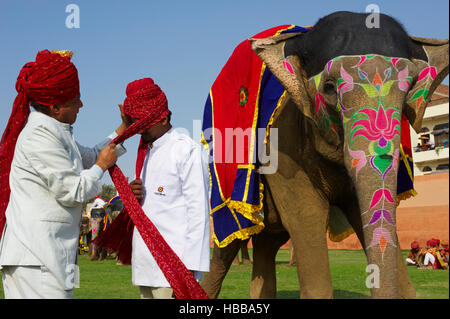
[{"x1": 0, "y1": 249, "x2": 448, "y2": 299}]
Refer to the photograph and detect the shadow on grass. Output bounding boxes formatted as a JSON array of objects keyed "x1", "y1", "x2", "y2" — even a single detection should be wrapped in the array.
[{"x1": 277, "y1": 290, "x2": 369, "y2": 299}]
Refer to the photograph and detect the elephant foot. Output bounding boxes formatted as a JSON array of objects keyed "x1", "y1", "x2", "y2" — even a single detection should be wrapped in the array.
[
  {"x1": 242, "y1": 258, "x2": 252, "y2": 265},
  {"x1": 232, "y1": 256, "x2": 240, "y2": 265}
]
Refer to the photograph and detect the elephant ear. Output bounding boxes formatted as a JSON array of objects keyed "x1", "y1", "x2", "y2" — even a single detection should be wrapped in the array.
[
  {"x1": 404, "y1": 37, "x2": 449, "y2": 133},
  {"x1": 250, "y1": 34, "x2": 316, "y2": 123}
]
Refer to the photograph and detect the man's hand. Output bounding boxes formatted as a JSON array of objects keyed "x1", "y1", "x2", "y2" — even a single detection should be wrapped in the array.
[
  {"x1": 115, "y1": 104, "x2": 133, "y2": 135},
  {"x1": 96, "y1": 144, "x2": 118, "y2": 171},
  {"x1": 130, "y1": 178, "x2": 144, "y2": 200}
]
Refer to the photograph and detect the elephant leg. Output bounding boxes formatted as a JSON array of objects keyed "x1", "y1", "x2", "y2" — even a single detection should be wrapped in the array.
[
  {"x1": 263, "y1": 165, "x2": 333, "y2": 298},
  {"x1": 288, "y1": 204, "x2": 333, "y2": 299},
  {"x1": 395, "y1": 244, "x2": 415, "y2": 298},
  {"x1": 342, "y1": 198, "x2": 415, "y2": 299},
  {"x1": 288, "y1": 242, "x2": 295, "y2": 266},
  {"x1": 99, "y1": 248, "x2": 108, "y2": 261},
  {"x1": 232, "y1": 251, "x2": 240, "y2": 265},
  {"x1": 250, "y1": 231, "x2": 289, "y2": 298},
  {"x1": 201, "y1": 240, "x2": 241, "y2": 299},
  {"x1": 241, "y1": 239, "x2": 252, "y2": 264}
]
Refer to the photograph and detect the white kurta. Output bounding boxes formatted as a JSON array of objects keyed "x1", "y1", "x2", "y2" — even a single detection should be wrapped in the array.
[
  {"x1": 0, "y1": 111, "x2": 126, "y2": 291},
  {"x1": 132, "y1": 128, "x2": 210, "y2": 287}
]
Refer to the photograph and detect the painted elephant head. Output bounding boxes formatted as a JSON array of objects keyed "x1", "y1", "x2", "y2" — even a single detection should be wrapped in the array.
[
  {"x1": 89, "y1": 207, "x2": 108, "y2": 261},
  {"x1": 251, "y1": 12, "x2": 449, "y2": 298}
]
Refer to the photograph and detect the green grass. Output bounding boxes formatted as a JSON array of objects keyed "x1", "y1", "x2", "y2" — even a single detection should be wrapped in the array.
[{"x1": 0, "y1": 250, "x2": 448, "y2": 299}]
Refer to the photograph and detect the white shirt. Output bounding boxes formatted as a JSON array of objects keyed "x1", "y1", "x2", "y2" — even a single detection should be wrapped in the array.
[
  {"x1": 0, "y1": 111, "x2": 126, "y2": 290},
  {"x1": 132, "y1": 128, "x2": 210, "y2": 287}
]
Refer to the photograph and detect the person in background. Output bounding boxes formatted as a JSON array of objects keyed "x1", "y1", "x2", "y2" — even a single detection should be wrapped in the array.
[{"x1": 406, "y1": 241, "x2": 420, "y2": 266}]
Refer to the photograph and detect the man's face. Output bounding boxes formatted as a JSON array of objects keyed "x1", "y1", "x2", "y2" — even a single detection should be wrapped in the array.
[
  {"x1": 140, "y1": 118, "x2": 166, "y2": 144},
  {"x1": 129, "y1": 116, "x2": 168, "y2": 144},
  {"x1": 54, "y1": 96, "x2": 83, "y2": 125}
]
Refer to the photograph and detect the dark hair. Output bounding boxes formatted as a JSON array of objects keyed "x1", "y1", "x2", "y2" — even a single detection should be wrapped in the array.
[
  {"x1": 30, "y1": 101, "x2": 50, "y2": 112},
  {"x1": 167, "y1": 110, "x2": 172, "y2": 123}
]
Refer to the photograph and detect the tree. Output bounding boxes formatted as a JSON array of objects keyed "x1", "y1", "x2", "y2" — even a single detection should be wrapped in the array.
[{"x1": 82, "y1": 184, "x2": 117, "y2": 212}]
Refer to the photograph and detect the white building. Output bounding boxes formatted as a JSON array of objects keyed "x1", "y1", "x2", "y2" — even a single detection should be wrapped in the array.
[{"x1": 410, "y1": 84, "x2": 449, "y2": 176}]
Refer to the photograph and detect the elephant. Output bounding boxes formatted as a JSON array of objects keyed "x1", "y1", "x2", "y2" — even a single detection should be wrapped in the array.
[
  {"x1": 89, "y1": 207, "x2": 109, "y2": 261},
  {"x1": 78, "y1": 215, "x2": 91, "y2": 255},
  {"x1": 88, "y1": 199, "x2": 123, "y2": 261},
  {"x1": 201, "y1": 11, "x2": 449, "y2": 299}
]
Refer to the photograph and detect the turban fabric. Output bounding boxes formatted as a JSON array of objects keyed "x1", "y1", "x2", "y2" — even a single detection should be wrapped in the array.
[
  {"x1": 410, "y1": 241, "x2": 419, "y2": 250},
  {"x1": 94, "y1": 78, "x2": 208, "y2": 299},
  {"x1": 0, "y1": 50, "x2": 80, "y2": 237}
]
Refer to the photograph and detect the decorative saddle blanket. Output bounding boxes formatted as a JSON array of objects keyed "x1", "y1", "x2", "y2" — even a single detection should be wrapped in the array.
[{"x1": 201, "y1": 25, "x2": 416, "y2": 248}]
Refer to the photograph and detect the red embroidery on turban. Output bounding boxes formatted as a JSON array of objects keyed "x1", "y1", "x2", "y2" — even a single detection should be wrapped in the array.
[{"x1": 0, "y1": 50, "x2": 80, "y2": 236}]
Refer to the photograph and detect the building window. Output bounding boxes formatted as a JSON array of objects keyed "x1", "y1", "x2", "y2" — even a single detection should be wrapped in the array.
[
  {"x1": 433, "y1": 123, "x2": 449, "y2": 148},
  {"x1": 422, "y1": 166, "x2": 432, "y2": 172},
  {"x1": 436, "y1": 164, "x2": 449, "y2": 171}
]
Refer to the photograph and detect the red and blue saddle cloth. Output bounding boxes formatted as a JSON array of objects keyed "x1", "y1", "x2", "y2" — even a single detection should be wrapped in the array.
[{"x1": 201, "y1": 25, "x2": 416, "y2": 248}]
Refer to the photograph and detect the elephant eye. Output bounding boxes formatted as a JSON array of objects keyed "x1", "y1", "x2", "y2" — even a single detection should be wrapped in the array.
[{"x1": 324, "y1": 81, "x2": 336, "y2": 95}]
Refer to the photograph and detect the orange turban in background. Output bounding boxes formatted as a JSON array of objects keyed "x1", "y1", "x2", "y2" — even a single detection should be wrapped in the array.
[{"x1": 0, "y1": 50, "x2": 80, "y2": 237}]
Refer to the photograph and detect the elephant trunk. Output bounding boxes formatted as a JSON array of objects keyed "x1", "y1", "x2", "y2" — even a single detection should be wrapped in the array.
[
  {"x1": 353, "y1": 167, "x2": 399, "y2": 298},
  {"x1": 342, "y1": 90, "x2": 405, "y2": 298}
]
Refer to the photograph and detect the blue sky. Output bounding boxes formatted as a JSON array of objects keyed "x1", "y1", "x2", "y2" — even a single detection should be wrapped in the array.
[{"x1": 1, "y1": 0, "x2": 448, "y2": 184}]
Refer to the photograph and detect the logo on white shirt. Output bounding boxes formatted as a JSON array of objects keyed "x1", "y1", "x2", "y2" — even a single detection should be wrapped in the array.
[{"x1": 154, "y1": 186, "x2": 166, "y2": 196}]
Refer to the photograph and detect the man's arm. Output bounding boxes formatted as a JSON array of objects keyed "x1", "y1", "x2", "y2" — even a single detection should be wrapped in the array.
[
  {"x1": 76, "y1": 133, "x2": 126, "y2": 169},
  {"x1": 24, "y1": 125, "x2": 117, "y2": 207},
  {"x1": 77, "y1": 104, "x2": 130, "y2": 169},
  {"x1": 178, "y1": 142, "x2": 211, "y2": 271}
]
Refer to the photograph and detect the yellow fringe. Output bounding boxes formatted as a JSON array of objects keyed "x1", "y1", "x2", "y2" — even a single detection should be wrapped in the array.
[
  {"x1": 328, "y1": 226, "x2": 355, "y2": 242},
  {"x1": 211, "y1": 181, "x2": 266, "y2": 247},
  {"x1": 214, "y1": 223, "x2": 265, "y2": 248},
  {"x1": 200, "y1": 131, "x2": 213, "y2": 189},
  {"x1": 436, "y1": 250, "x2": 448, "y2": 269},
  {"x1": 395, "y1": 189, "x2": 418, "y2": 206},
  {"x1": 265, "y1": 90, "x2": 287, "y2": 144}
]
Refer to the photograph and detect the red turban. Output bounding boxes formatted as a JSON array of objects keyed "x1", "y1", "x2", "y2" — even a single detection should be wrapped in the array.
[
  {"x1": 123, "y1": 78, "x2": 169, "y2": 121},
  {"x1": 427, "y1": 239, "x2": 437, "y2": 247},
  {"x1": 121, "y1": 78, "x2": 170, "y2": 175},
  {"x1": 411, "y1": 241, "x2": 419, "y2": 249},
  {"x1": 0, "y1": 50, "x2": 80, "y2": 236}
]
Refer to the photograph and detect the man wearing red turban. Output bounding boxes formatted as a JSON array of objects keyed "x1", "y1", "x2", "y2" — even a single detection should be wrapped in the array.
[
  {"x1": 96, "y1": 78, "x2": 210, "y2": 299},
  {"x1": 0, "y1": 50, "x2": 128, "y2": 298},
  {"x1": 406, "y1": 241, "x2": 420, "y2": 266}
]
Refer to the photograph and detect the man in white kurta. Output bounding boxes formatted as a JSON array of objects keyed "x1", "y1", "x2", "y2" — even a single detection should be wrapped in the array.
[
  {"x1": 131, "y1": 127, "x2": 210, "y2": 298},
  {"x1": 0, "y1": 50, "x2": 130, "y2": 299},
  {"x1": 0, "y1": 111, "x2": 126, "y2": 298}
]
